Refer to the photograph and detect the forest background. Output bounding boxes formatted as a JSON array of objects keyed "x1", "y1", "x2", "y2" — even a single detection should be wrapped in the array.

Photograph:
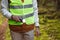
[{"x1": 0, "y1": 0, "x2": 60, "y2": 40}]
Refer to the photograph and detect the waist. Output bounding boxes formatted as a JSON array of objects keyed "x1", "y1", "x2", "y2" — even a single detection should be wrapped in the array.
[{"x1": 9, "y1": 24, "x2": 35, "y2": 32}]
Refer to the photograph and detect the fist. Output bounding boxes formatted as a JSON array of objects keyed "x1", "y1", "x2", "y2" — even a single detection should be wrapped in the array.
[
  {"x1": 11, "y1": 15, "x2": 22, "y2": 22},
  {"x1": 35, "y1": 28, "x2": 40, "y2": 37}
]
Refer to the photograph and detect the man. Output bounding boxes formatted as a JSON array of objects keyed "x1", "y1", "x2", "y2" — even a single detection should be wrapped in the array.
[{"x1": 1, "y1": 0, "x2": 40, "y2": 40}]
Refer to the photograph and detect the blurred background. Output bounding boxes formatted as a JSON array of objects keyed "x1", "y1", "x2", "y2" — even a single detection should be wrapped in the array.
[{"x1": 0, "y1": 0, "x2": 60, "y2": 40}]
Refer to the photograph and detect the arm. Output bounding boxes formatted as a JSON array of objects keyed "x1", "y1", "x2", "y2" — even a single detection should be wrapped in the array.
[
  {"x1": 1, "y1": 0, "x2": 12, "y2": 19},
  {"x1": 33, "y1": 0, "x2": 40, "y2": 37},
  {"x1": 32, "y1": 0, "x2": 39, "y2": 27},
  {"x1": 1, "y1": 0, "x2": 20, "y2": 22}
]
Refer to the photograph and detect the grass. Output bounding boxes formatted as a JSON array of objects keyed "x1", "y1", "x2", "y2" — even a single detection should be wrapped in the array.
[{"x1": 0, "y1": 14, "x2": 60, "y2": 40}]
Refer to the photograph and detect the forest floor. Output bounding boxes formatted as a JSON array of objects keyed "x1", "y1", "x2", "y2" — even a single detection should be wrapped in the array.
[
  {"x1": 4, "y1": 14, "x2": 60, "y2": 40},
  {"x1": 0, "y1": 12, "x2": 60, "y2": 40}
]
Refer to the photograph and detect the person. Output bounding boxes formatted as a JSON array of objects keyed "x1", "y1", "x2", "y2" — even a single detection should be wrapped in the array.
[{"x1": 1, "y1": 0, "x2": 40, "y2": 40}]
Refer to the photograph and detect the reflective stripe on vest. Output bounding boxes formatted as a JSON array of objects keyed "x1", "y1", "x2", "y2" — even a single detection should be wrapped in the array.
[
  {"x1": 10, "y1": 4, "x2": 33, "y2": 9},
  {"x1": 9, "y1": 0, "x2": 34, "y2": 25},
  {"x1": 19, "y1": 13, "x2": 34, "y2": 19}
]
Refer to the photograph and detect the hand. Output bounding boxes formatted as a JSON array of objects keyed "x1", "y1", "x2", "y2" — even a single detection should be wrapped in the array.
[
  {"x1": 11, "y1": 15, "x2": 21, "y2": 22},
  {"x1": 35, "y1": 27, "x2": 40, "y2": 37}
]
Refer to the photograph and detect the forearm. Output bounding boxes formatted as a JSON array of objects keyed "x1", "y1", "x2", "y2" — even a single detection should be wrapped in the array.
[
  {"x1": 1, "y1": 8, "x2": 12, "y2": 19},
  {"x1": 1, "y1": 0, "x2": 12, "y2": 19},
  {"x1": 33, "y1": 0, "x2": 39, "y2": 27}
]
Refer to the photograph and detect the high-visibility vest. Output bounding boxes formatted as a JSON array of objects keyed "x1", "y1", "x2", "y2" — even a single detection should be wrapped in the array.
[{"x1": 8, "y1": 0, "x2": 34, "y2": 25}]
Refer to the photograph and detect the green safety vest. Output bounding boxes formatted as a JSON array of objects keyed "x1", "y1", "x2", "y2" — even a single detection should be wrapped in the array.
[{"x1": 8, "y1": 0, "x2": 34, "y2": 25}]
